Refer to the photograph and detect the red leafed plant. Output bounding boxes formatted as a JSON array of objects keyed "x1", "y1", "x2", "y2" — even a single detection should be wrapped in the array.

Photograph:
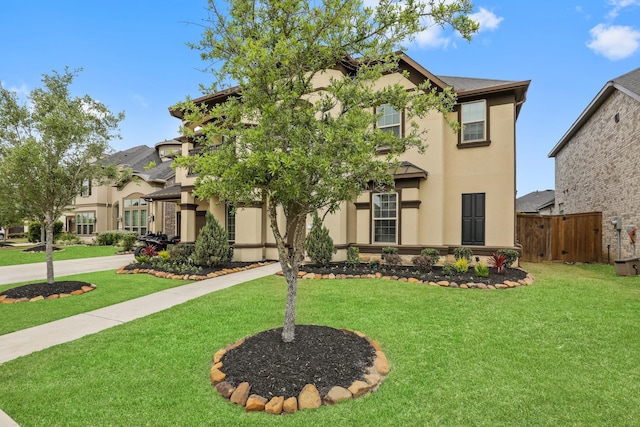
[
  {"x1": 488, "y1": 253, "x2": 507, "y2": 274},
  {"x1": 141, "y1": 246, "x2": 158, "y2": 257}
]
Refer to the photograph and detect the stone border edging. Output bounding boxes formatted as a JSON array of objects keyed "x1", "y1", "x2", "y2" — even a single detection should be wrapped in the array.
[
  {"x1": 210, "y1": 329, "x2": 389, "y2": 414},
  {"x1": 0, "y1": 284, "x2": 96, "y2": 304},
  {"x1": 116, "y1": 261, "x2": 275, "y2": 281},
  {"x1": 284, "y1": 269, "x2": 535, "y2": 289}
]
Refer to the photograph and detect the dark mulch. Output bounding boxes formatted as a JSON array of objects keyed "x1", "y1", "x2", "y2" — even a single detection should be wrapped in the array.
[
  {"x1": 301, "y1": 262, "x2": 528, "y2": 285},
  {"x1": 0, "y1": 281, "x2": 90, "y2": 299},
  {"x1": 221, "y1": 325, "x2": 376, "y2": 399},
  {"x1": 22, "y1": 244, "x2": 62, "y2": 253},
  {"x1": 123, "y1": 261, "x2": 258, "y2": 276}
]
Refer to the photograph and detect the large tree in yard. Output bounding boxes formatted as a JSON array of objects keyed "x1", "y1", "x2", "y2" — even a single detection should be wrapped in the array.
[
  {"x1": 0, "y1": 68, "x2": 123, "y2": 284},
  {"x1": 176, "y1": 0, "x2": 478, "y2": 342}
]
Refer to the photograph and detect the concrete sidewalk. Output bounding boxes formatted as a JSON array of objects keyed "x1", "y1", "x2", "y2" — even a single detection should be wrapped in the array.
[
  {"x1": 0, "y1": 261, "x2": 281, "y2": 426},
  {"x1": 0, "y1": 254, "x2": 135, "y2": 285}
]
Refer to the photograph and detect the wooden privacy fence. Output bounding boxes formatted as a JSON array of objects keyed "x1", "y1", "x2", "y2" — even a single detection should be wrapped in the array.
[{"x1": 516, "y1": 212, "x2": 602, "y2": 263}]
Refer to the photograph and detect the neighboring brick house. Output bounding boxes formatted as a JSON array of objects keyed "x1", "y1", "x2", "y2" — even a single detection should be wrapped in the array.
[
  {"x1": 66, "y1": 141, "x2": 181, "y2": 239},
  {"x1": 548, "y1": 67, "x2": 640, "y2": 260},
  {"x1": 169, "y1": 52, "x2": 530, "y2": 262}
]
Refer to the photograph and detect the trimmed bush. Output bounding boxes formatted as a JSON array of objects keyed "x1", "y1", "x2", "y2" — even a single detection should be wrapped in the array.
[
  {"x1": 119, "y1": 232, "x2": 138, "y2": 252},
  {"x1": 346, "y1": 246, "x2": 360, "y2": 266},
  {"x1": 474, "y1": 262, "x2": 489, "y2": 278},
  {"x1": 193, "y1": 211, "x2": 230, "y2": 267},
  {"x1": 411, "y1": 255, "x2": 433, "y2": 272},
  {"x1": 384, "y1": 253, "x2": 402, "y2": 266},
  {"x1": 454, "y1": 257, "x2": 469, "y2": 273},
  {"x1": 442, "y1": 263, "x2": 457, "y2": 276},
  {"x1": 497, "y1": 248, "x2": 519, "y2": 268},
  {"x1": 382, "y1": 246, "x2": 398, "y2": 255},
  {"x1": 421, "y1": 248, "x2": 441, "y2": 265},
  {"x1": 28, "y1": 221, "x2": 63, "y2": 243},
  {"x1": 453, "y1": 246, "x2": 473, "y2": 262},
  {"x1": 168, "y1": 243, "x2": 195, "y2": 265},
  {"x1": 304, "y1": 213, "x2": 336, "y2": 266}
]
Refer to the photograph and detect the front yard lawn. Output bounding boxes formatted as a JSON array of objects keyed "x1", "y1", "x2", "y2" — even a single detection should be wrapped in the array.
[
  {"x1": 0, "y1": 245, "x2": 121, "y2": 266},
  {"x1": 0, "y1": 271, "x2": 193, "y2": 335},
  {"x1": 1, "y1": 262, "x2": 639, "y2": 426}
]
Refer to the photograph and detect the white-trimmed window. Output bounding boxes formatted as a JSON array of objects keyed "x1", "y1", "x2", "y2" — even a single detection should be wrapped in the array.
[
  {"x1": 76, "y1": 212, "x2": 95, "y2": 235},
  {"x1": 373, "y1": 193, "x2": 397, "y2": 243},
  {"x1": 123, "y1": 196, "x2": 148, "y2": 235},
  {"x1": 377, "y1": 104, "x2": 401, "y2": 137},
  {"x1": 461, "y1": 100, "x2": 486, "y2": 143}
]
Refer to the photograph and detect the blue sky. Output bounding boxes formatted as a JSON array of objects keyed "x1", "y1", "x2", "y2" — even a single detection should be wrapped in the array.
[{"x1": 2, "y1": 1, "x2": 639, "y2": 197}]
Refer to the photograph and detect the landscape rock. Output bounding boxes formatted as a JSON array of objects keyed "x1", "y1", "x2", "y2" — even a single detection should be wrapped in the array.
[
  {"x1": 265, "y1": 396, "x2": 284, "y2": 414},
  {"x1": 230, "y1": 382, "x2": 251, "y2": 406},
  {"x1": 215, "y1": 381, "x2": 235, "y2": 399},
  {"x1": 246, "y1": 394, "x2": 268, "y2": 412},
  {"x1": 210, "y1": 367, "x2": 226, "y2": 385},
  {"x1": 283, "y1": 397, "x2": 298, "y2": 413},
  {"x1": 323, "y1": 386, "x2": 352, "y2": 405},
  {"x1": 298, "y1": 384, "x2": 321, "y2": 409},
  {"x1": 348, "y1": 380, "x2": 371, "y2": 398}
]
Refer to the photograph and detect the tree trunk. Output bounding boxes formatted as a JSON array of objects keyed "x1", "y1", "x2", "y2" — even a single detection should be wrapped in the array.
[
  {"x1": 267, "y1": 199, "x2": 307, "y2": 343},
  {"x1": 45, "y1": 213, "x2": 55, "y2": 285}
]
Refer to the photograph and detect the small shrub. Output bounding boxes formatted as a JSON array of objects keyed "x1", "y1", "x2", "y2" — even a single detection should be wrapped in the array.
[
  {"x1": 304, "y1": 213, "x2": 336, "y2": 266},
  {"x1": 453, "y1": 247, "x2": 473, "y2": 261},
  {"x1": 454, "y1": 257, "x2": 469, "y2": 273},
  {"x1": 411, "y1": 255, "x2": 433, "y2": 273},
  {"x1": 497, "y1": 249, "x2": 519, "y2": 268},
  {"x1": 474, "y1": 262, "x2": 489, "y2": 278},
  {"x1": 28, "y1": 221, "x2": 63, "y2": 243},
  {"x1": 421, "y1": 248, "x2": 441, "y2": 265},
  {"x1": 169, "y1": 243, "x2": 195, "y2": 265},
  {"x1": 141, "y1": 246, "x2": 158, "y2": 257},
  {"x1": 157, "y1": 250, "x2": 171, "y2": 262},
  {"x1": 382, "y1": 246, "x2": 398, "y2": 255},
  {"x1": 488, "y1": 253, "x2": 507, "y2": 274},
  {"x1": 119, "y1": 232, "x2": 138, "y2": 252},
  {"x1": 193, "y1": 211, "x2": 230, "y2": 267},
  {"x1": 442, "y1": 263, "x2": 457, "y2": 276},
  {"x1": 384, "y1": 253, "x2": 402, "y2": 266},
  {"x1": 346, "y1": 246, "x2": 360, "y2": 266},
  {"x1": 135, "y1": 255, "x2": 150, "y2": 264},
  {"x1": 96, "y1": 231, "x2": 120, "y2": 246},
  {"x1": 56, "y1": 232, "x2": 82, "y2": 245},
  {"x1": 369, "y1": 259, "x2": 381, "y2": 268}
]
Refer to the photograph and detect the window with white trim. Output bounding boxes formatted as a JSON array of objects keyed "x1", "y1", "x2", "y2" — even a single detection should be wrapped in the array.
[
  {"x1": 76, "y1": 212, "x2": 95, "y2": 235},
  {"x1": 373, "y1": 193, "x2": 397, "y2": 243},
  {"x1": 80, "y1": 178, "x2": 92, "y2": 197},
  {"x1": 123, "y1": 196, "x2": 148, "y2": 235},
  {"x1": 461, "y1": 100, "x2": 486, "y2": 143},
  {"x1": 376, "y1": 104, "x2": 401, "y2": 137}
]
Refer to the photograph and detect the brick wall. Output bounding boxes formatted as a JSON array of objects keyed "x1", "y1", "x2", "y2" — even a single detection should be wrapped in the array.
[{"x1": 554, "y1": 90, "x2": 640, "y2": 260}]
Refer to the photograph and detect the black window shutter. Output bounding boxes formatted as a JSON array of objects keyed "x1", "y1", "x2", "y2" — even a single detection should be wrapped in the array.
[{"x1": 462, "y1": 193, "x2": 485, "y2": 245}]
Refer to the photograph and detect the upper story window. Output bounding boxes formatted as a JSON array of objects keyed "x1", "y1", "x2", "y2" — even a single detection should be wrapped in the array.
[
  {"x1": 461, "y1": 100, "x2": 486, "y2": 143},
  {"x1": 80, "y1": 178, "x2": 92, "y2": 197},
  {"x1": 376, "y1": 104, "x2": 401, "y2": 137},
  {"x1": 226, "y1": 203, "x2": 236, "y2": 242}
]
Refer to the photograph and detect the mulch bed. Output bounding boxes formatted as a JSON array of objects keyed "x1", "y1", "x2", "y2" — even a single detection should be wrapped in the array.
[
  {"x1": 22, "y1": 244, "x2": 62, "y2": 253},
  {"x1": 122, "y1": 261, "x2": 258, "y2": 276},
  {"x1": 221, "y1": 325, "x2": 377, "y2": 399},
  {"x1": 300, "y1": 262, "x2": 528, "y2": 285},
  {"x1": 0, "y1": 281, "x2": 94, "y2": 302}
]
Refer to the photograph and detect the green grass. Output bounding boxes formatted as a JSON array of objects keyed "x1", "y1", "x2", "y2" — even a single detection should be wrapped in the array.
[
  {"x1": 0, "y1": 244, "x2": 121, "y2": 266},
  {"x1": 0, "y1": 271, "x2": 193, "y2": 335},
  {"x1": 1, "y1": 262, "x2": 640, "y2": 426}
]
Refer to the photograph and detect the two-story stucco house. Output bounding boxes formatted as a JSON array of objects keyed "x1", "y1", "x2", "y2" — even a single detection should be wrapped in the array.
[
  {"x1": 162, "y1": 53, "x2": 529, "y2": 262},
  {"x1": 66, "y1": 140, "x2": 181, "y2": 239},
  {"x1": 548, "y1": 67, "x2": 640, "y2": 260}
]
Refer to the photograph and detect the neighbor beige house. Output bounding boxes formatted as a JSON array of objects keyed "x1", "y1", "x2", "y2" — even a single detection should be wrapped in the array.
[
  {"x1": 66, "y1": 141, "x2": 181, "y2": 239},
  {"x1": 166, "y1": 53, "x2": 530, "y2": 261}
]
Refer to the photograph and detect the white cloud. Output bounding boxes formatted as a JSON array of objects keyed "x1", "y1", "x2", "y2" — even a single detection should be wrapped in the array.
[
  {"x1": 607, "y1": 0, "x2": 640, "y2": 19},
  {"x1": 587, "y1": 23, "x2": 640, "y2": 60},
  {"x1": 469, "y1": 7, "x2": 503, "y2": 32}
]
